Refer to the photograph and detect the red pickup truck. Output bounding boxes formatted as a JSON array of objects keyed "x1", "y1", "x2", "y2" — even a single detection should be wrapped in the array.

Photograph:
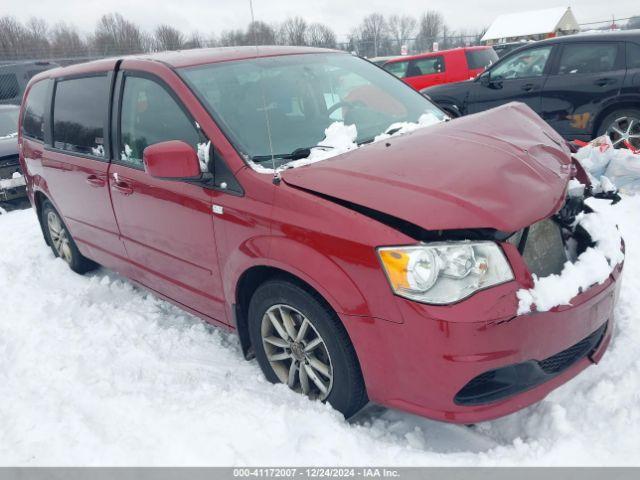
[{"x1": 382, "y1": 46, "x2": 498, "y2": 90}]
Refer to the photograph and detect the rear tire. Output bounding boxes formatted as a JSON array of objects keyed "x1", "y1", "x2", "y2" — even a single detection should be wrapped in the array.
[
  {"x1": 597, "y1": 108, "x2": 640, "y2": 150},
  {"x1": 248, "y1": 278, "x2": 367, "y2": 418},
  {"x1": 42, "y1": 200, "x2": 98, "y2": 274}
]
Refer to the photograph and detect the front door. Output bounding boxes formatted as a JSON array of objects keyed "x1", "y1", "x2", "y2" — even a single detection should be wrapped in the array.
[
  {"x1": 468, "y1": 45, "x2": 555, "y2": 114},
  {"x1": 539, "y1": 42, "x2": 626, "y2": 139},
  {"x1": 108, "y1": 71, "x2": 226, "y2": 323}
]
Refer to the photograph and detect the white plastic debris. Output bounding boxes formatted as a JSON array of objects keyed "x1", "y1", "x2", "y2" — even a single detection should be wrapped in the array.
[
  {"x1": 197, "y1": 141, "x2": 211, "y2": 173},
  {"x1": 575, "y1": 135, "x2": 640, "y2": 194}
]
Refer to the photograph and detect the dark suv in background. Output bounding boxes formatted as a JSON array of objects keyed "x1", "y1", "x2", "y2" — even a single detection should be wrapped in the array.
[
  {"x1": 1, "y1": 61, "x2": 58, "y2": 105},
  {"x1": 423, "y1": 31, "x2": 640, "y2": 149}
]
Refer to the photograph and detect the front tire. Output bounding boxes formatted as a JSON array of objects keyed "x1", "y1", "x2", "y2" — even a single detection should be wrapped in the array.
[
  {"x1": 42, "y1": 200, "x2": 97, "y2": 274},
  {"x1": 597, "y1": 108, "x2": 640, "y2": 150},
  {"x1": 248, "y1": 279, "x2": 367, "y2": 418}
]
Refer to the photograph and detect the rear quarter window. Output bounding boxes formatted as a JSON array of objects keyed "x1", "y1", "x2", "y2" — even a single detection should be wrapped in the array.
[
  {"x1": 384, "y1": 61, "x2": 409, "y2": 78},
  {"x1": 21, "y1": 80, "x2": 49, "y2": 141},
  {"x1": 628, "y1": 42, "x2": 640, "y2": 69},
  {"x1": 465, "y1": 49, "x2": 499, "y2": 70},
  {"x1": 407, "y1": 56, "x2": 445, "y2": 78},
  {"x1": 53, "y1": 76, "x2": 108, "y2": 158},
  {"x1": 0, "y1": 73, "x2": 20, "y2": 101}
]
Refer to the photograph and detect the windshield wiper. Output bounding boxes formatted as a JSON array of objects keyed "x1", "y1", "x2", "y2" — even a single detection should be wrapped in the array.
[{"x1": 250, "y1": 145, "x2": 334, "y2": 163}]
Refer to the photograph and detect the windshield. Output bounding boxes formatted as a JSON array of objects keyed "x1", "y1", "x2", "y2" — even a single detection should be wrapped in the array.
[
  {"x1": 180, "y1": 53, "x2": 446, "y2": 168},
  {"x1": 0, "y1": 107, "x2": 19, "y2": 138}
]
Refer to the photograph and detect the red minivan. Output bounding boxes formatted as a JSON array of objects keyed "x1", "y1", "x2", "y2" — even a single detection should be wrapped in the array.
[
  {"x1": 383, "y1": 46, "x2": 498, "y2": 90},
  {"x1": 18, "y1": 46, "x2": 622, "y2": 423}
]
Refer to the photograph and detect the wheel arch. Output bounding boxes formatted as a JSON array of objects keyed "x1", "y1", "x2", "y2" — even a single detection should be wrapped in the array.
[
  {"x1": 233, "y1": 265, "x2": 359, "y2": 362},
  {"x1": 33, "y1": 189, "x2": 53, "y2": 246},
  {"x1": 592, "y1": 100, "x2": 640, "y2": 138}
]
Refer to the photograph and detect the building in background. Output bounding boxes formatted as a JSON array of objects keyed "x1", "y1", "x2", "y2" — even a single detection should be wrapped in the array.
[{"x1": 481, "y1": 7, "x2": 580, "y2": 45}]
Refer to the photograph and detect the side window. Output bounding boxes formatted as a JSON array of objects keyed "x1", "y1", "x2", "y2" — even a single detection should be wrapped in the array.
[
  {"x1": 119, "y1": 76, "x2": 201, "y2": 169},
  {"x1": 21, "y1": 80, "x2": 49, "y2": 141},
  {"x1": 384, "y1": 61, "x2": 409, "y2": 79},
  {"x1": 407, "y1": 56, "x2": 445, "y2": 78},
  {"x1": 490, "y1": 46, "x2": 552, "y2": 80},
  {"x1": 0, "y1": 74, "x2": 20, "y2": 100},
  {"x1": 53, "y1": 76, "x2": 108, "y2": 158},
  {"x1": 627, "y1": 42, "x2": 640, "y2": 69},
  {"x1": 557, "y1": 43, "x2": 619, "y2": 75}
]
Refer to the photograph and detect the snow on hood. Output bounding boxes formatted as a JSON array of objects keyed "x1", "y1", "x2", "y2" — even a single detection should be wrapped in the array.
[
  {"x1": 516, "y1": 207, "x2": 624, "y2": 314},
  {"x1": 247, "y1": 112, "x2": 443, "y2": 173},
  {"x1": 281, "y1": 103, "x2": 572, "y2": 232}
]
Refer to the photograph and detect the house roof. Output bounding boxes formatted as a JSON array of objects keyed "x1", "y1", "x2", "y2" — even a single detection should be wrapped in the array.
[{"x1": 481, "y1": 7, "x2": 579, "y2": 42}]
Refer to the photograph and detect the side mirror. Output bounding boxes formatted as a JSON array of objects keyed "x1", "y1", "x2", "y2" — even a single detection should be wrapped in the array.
[{"x1": 143, "y1": 140, "x2": 201, "y2": 180}]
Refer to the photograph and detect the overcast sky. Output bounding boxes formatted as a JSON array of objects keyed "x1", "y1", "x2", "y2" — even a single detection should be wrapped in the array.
[{"x1": 4, "y1": 0, "x2": 639, "y2": 40}]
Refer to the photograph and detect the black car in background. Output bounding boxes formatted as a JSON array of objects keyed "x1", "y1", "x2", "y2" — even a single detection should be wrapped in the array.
[
  {"x1": 423, "y1": 31, "x2": 640, "y2": 149},
  {"x1": 0, "y1": 61, "x2": 58, "y2": 105},
  {"x1": 0, "y1": 104, "x2": 25, "y2": 204}
]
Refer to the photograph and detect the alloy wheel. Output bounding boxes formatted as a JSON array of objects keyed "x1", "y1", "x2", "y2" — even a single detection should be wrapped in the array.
[
  {"x1": 605, "y1": 115, "x2": 640, "y2": 149},
  {"x1": 47, "y1": 211, "x2": 73, "y2": 264},
  {"x1": 260, "y1": 304, "x2": 334, "y2": 400}
]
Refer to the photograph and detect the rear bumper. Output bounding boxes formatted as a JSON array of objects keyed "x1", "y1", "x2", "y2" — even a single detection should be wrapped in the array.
[{"x1": 343, "y1": 262, "x2": 622, "y2": 424}]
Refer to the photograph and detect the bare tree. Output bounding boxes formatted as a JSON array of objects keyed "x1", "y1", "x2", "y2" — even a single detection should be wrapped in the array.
[
  {"x1": 352, "y1": 13, "x2": 389, "y2": 57},
  {"x1": 92, "y1": 13, "x2": 144, "y2": 55},
  {"x1": 306, "y1": 23, "x2": 337, "y2": 49},
  {"x1": 184, "y1": 31, "x2": 205, "y2": 49},
  {"x1": 415, "y1": 11, "x2": 444, "y2": 53},
  {"x1": 50, "y1": 22, "x2": 87, "y2": 58},
  {"x1": 219, "y1": 29, "x2": 245, "y2": 47},
  {"x1": 154, "y1": 24, "x2": 184, "y2": 51},
  {"x1": 387, "y1": 14, "x2": 416, "y2": 53},
  {"x1": 246, "y1": 21, "x2": 276, "y2": 46},
  {"x1": 279, "y1": 16, "x2": 307, "y2": 46},
  {"x1": 0, "y1": 17, "x2": 27, "y2": 60}
]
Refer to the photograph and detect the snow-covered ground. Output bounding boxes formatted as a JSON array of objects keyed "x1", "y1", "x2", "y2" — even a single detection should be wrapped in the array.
[{"x1": 1, "y1": 197, "x2": 639, "y2": 466}]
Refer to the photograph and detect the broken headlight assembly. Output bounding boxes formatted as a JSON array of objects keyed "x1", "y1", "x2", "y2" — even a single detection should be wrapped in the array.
[{"x1": 377, "y1": 242, "x2": 514, "y2": 304}]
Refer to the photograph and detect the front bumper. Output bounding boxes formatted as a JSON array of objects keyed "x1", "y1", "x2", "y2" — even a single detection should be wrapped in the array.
[{"x1": 342, "y1": 260, "x2": 622, "y2": 424}]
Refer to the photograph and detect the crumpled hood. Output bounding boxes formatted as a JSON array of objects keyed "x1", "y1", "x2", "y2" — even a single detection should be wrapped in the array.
[{"x1": 282, "y1": 102, "x2": 572, "y2": 233}]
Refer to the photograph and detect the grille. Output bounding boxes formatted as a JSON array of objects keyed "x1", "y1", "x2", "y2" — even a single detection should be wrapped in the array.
[
  {"x1": 539, "y1": 322, "x2": 607, "y2": 374},
  {"x1": 521, "y1": 219, "x2": 568, "y2": 277},
  {"x1": 454, "y1": 322, "x2": 608, "y2": 406}
]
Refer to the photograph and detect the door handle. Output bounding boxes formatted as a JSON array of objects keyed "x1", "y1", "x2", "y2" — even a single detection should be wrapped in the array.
[
  {"x1": 594, "y1": 78, "x2": 614, "y2": 87},
  {"x1": 521, "y1": 83, "x2": 536, "y2": 92},
  {"x1": 86, "y1": 174, "x2": 105, "y2": 187},
  {"x1": 111, "y1": 174, "x2": 134, "y2": 195}
]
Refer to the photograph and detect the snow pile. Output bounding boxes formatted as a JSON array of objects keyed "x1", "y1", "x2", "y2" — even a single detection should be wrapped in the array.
[
  {"x1": 1, "y1": 196, "x2": 640, "y2": 465},
  {"x1": 197, "y1": 141, "x2": 211, "y2": 172},
  {"x1": 0, "y1": 132, "x2": 17, "y2": 140},
  {"x1": 250, "y1": 113, "x2": 443, "y2": 173},
  {"x1": 0, "y1": 172, "x2": 25, "y2": 190},
  {"x1": 517, "y1": 208, "x2": 623, "y2": 314},
  {"x1": 575, "y1": 136, "x2": 640, "y2": 194}
]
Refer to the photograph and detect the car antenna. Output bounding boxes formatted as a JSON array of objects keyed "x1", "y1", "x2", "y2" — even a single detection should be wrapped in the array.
[{"x1": 248, "y1": 0, "x2": 281, "y2": 185}]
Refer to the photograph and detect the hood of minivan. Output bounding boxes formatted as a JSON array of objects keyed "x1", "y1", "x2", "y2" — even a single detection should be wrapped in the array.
[{"x1": 282, "y1": 102, "x2": 572, "y2": 233}]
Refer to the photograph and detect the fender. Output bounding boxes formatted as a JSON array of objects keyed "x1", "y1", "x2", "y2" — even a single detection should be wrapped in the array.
[{"x1": 222, "y1": 235, "x2": 373, "y2": 319}]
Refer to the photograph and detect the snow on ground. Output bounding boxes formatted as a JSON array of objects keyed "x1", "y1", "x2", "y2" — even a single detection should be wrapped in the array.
[{"x1": 1, "y1": 197, "x2": 640, "y2": 466}]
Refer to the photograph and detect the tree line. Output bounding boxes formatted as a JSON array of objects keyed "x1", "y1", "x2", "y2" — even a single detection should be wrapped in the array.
[
  {"x1": 0, "y1": 11, "x2": 482, "y2": 62},
  {"x1": 3, "y1": 11, "x2": 638, "y2": 62}
]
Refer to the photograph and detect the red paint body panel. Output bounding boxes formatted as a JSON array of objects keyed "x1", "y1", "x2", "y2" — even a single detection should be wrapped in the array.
[
  {"x1": 18, "y1": 48, "x2": 623, "y2": 424},
  {"x1": 283, "y1": 103, "x2": 572, "y2": 232},
  {"x1": 143, "y1": 140, "x2": 201, "y2": 179},
  {"x1": 385, "y1": 47, "x2": 492, "y2": 91}
]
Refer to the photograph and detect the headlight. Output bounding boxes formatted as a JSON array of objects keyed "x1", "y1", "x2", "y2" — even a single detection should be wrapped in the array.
[{"x1": 377, "y1": 241, "x2": 514, "y2": 304}]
